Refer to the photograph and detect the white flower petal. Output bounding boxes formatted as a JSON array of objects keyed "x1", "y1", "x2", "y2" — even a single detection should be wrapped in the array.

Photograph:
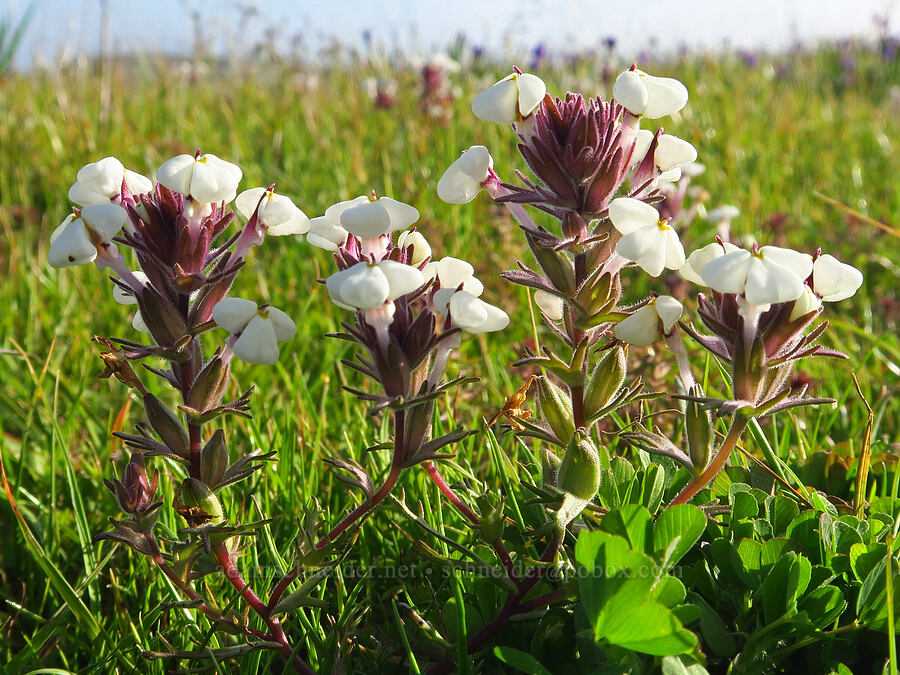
[
  {"x1": 654, "y1": 296, "x2": 684, "y2": 332},
  {"x1": 630, "y1": 129, "x2": 653, "y2": 165},
  {"x1": 614, "y1": 305, "x2": 659, "y2": 346},
  {"x1": 449, "y1": 291, "x2": 510, "y2": 333},
  {"x1": 124, "y1": 169, "x2": 153, "y2": 196},
  {"x1": 68, "y1": 182, "x2": 110, "y2": 206},
  {"x1": 701, "y1": 249, "x2": 753, "y2": 294},
  {"x1": 156, "y1": 154, "x2": 196, "y2": 196},
  {"x1": 378, "y1": 260, "x2": 425, "y2": 301},
  {"x1": 705, "y1": 205, "x2": 740, "y2": 222},
  {"x1": 232, "y1": 315, "x2": 280, "y2": 365},
  {"x1": 680, "y1": 241, "x2": 740, "y2": 285},
  {"x1": 654, "y1": 135, "x2": 697, "y2": 172},
  {"x1": 235, "y1": 187, "x2": 267, "y2": 220},
  {"x1": 608, "y1": 197, "x2": 659, "y2": 235},
  {"x1": 264, "y1": 306, "x2": 297, "y2": 342},
  {"x1": 432, "y1": 288, "x2": 455, "y2": 316},
  {"x1": 813, "y1": 254, "x2": 863, "y2": 302},
  {"x1": 789, "y1": 285, "x2": 822, "y2": 321},
  {"x1": 616, "y1": 226, "x2": 669, "y2": 277},
  {"x1": 515, "y1": 72, "x2": 547, "y2": 117},
  {"x1": 132, "y1": 310, "x2": 149, "y2": 333},
  {"x1": 663, "y1": 228, "x2": 686, "y2": 271},
  {"x1": 307, "y1": 217, "x2": 346, "y2": 250},
  {"x1": 534, "y1": 289, "x2": 565, "y2": 320},
  {"x1": 613, "y1": 70, "x2": 649, "y2": 115},
  {"x1": 190, "y1": 157, "x2": 229, "y2": 203},
  {"x1": 80, "y1": 203, "x2": 128, "y2": 241},
  {"x1": 75, "y1": 157, "x2": 124, "y2": 198},
  {"x1": 113, "y1": 271, "x2": 149, "y2": 305},
  {"x1": 48, "y1": 217, "x2": 96, "y2": 268},
  {"x1": 437, "y1": 145, "x2": 494, "y2": 204},
  {"x1": 332, "y1": 263, "x2": 391, "y2": 309},
  {"x1": 379, "y1": 197, "x2": 419, "y2": 231},
  {"x1": 680, "y1": 161, "x2": 706, "y2": 177},
  {"x1": 213, "y1": 297, "x2": 258, "y2": 333},
  {"x1": 341, "y1": 201, "x2": 392, "y2": 238},
  {"x1": 744, "y1": 257, "x2": 805, "y2": 306},
  {"x1": 639, "y1": 72, "x2": 689, "y2": 119},
  {"x1": 472, "y1": 74, "x2": 520, "y2": 124},
  {"x1": 758, "y1": 246, "x2": 813, "y2": 280},
  {"x1": 397, "y1": 230, "x2": 431, "y2": 265}
]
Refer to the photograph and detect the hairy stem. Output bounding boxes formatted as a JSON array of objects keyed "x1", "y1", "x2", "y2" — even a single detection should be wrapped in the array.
[
  {"x1": 267, "y1": 410, "x2": 407, "y2": 610},
  {"x1": 423, "y1": 461, "x2": 520, "y2": 586},
  {"x1": 669, "y1": 415, "x2": 750, "y2": 505}
]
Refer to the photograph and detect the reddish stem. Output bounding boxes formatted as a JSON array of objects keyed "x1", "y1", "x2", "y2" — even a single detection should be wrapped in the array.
[
  {"x1": 426, "y1": 532, "x2": 562, "y2": 675},
  {"x1": 212, "y1": 543, "x2": 313, "y2": 675},
  {"x1": 423, "y1": 461, "x2": 520, "y2": 586},
  {"x1": 669, "y1": 415, "x2": 750, "y2": 505},
  {"x1": 267, "y1": 410, "x2": 407, "y2": 611}
]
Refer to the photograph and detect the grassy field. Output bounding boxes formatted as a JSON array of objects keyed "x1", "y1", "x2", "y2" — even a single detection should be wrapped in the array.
[{"x1": 1, "y1": 42, "x2": 899, "y2": 672}]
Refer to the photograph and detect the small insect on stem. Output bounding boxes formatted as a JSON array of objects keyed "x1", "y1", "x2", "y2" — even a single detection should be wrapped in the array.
[{"x1": 487, "y1": 374, "x2": 537, "y2": 432}]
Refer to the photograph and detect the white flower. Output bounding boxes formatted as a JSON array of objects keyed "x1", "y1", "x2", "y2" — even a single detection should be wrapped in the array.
[
  {"x1": 326, "y1": 260, "x2": 424, "y2": 310},
  {"x1": 789, "y1": 285, "x2": 822, "y2": 322},
  {"x1": 654, "y1": 134, "x2": 697, "y2": 172},
  {"x1": 700, "y1": 245, "x2": 813, "y2": 306},
  {"x1": 812, "y1": 254, "x2": 863, "y2": 302},
  {"x1": 112, "y1": 271, "x2": 150, "y2": 332},
  {"x1": 680, "y1": 161, "x2": 706, "y2": 177},
  {"x1": 613, "y1": 69, "x2": 689, "y2": 119},
  {"x1": 396, "y1": 230, "x2": 431, "y2": 266},
  {"x1": 534, "y1": 289, "x2": 565, "y2": 320},
  {"x1": 68, "y1": 157, "x2": 152, "y2": 206},
  {"x1": 704, "y1": 205, "x2": 740, "y2": 223},
  {"x1": 340, "y1": 197, "x2": 419, "y2": 239},
  {"x1": 608, "y1": 197, "x2": 685, "y2": 277},
  {"x1": 235, "y1": 187, "x2": 309, "y2": 236},
  {"x1": 471, "y1": 71, "x2": 546, "y2": 124},
  {"x1": 630, "y1": 129, "x2": 654, "y2": 165},
  {"x1": 433, "y1": 289, "x2": 509, "y2": 334},
  {"x1": 213, "y1": 298, "x2": 296, "y2": 365},
  {"x1": 614, "y1": 296, "x2": 683, "y2": 346},
  {"x1": 48, "y1": 203, "x2": 128, "y2": 268},
  {"x1": 437, "y1": 145, "x2": 493, "y2": 204},
  {"x1": 306, "y1": 196, "x2": 369, "y2": 250},
  {"x1": 679, "y1": 241, "x2": 741, "y2": 285},
  {"x1": 156, "y1": 153, "x2": 242, "y2": 204},
  {"x1": 423, "y1": 257, "x2": 484, "y2": 295}
]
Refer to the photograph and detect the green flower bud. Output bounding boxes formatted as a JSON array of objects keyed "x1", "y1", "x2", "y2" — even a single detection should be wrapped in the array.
[
  {"x1": 200, "y1": 429, "x2": 229, "y2": 487},
  {"x1": 557, "y1": 431, "x2": 601, "y2": 501},
  {"x1": 537, "y1": 376, "x2": 575, "y2": 445},
  {"x1": 542, "y1": 447, "x2": 562, "y2": 487},
  {"x1": 188, "y1": 354, "x2": 230, "y2": 414},
  {"x1": 685, "y1": 384, "x2": 713, "y2": 471},
  {"x1": 143, "y1": 393, "x2": 190, "y2": 458},
  {"x1": 175, "y1": 478, "x2": 224, "y2": 526},
  {"x1": 584, "y1": 345, "x2": 626, "y2": 419}
]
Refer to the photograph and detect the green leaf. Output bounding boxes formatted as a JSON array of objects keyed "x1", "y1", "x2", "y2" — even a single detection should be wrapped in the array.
[
  {"x1": 851, "y1": 542, "x2": 888, "y2": 583},
  {"x1": 786, "y1": 510, "x2": 820, "y2": 557},
  {"x1": 600, "y1": 504, "x2": 652, "y2": 554},
  {"x1": 688, "y1": 593, "x2": 737, "y2": 658},
  {"x1": 730, "y1": 491, "x2": 759, "y2": 521},
  {"x1": 654, "y1": 575, "x2": 687, "y2": 609},
  {"x1": 765, "y1": 495, "x2": 800, "y2": 536},
  {"x1": 857, "y1": 555, "x2": 900, "y2": 631},
  {"x1": 493, "y1": 646, "x2": 554, "y2": 675},
  {"x1": 602, "y1": 601, "x2": 697, "y2": 655},
  {"x1": 661, "y1": 655, "x2": 710, "y2": 675},
  {"x1": 653, "y1": 504, "x2": 706, "y2": 570},
  {"x1": 798, "y1": 585, "x2": 847, "y2": 630},
  {"x1": 761, "y1": 552, "x2": 811, "y2": 623}
]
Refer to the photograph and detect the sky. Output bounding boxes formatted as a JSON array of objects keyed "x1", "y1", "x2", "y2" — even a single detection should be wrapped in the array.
[{"x1": 6, "y1": 0, "x2": 900, "y2": 69}]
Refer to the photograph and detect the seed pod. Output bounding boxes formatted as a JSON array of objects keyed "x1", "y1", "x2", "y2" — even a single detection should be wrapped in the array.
[
  {"x1": 135, "y1": 285, "x2": 188, "y2": 347},
  {"x1": 557, "y1": 431, "x2": 601, "y2": 501},
  {"x1": 685, "y1": 384, "x2": 713, "y2": 471},
  {"x1": 143, "y1": 393, "x2": 190, "y2": 458},
  {"x1": 537, "y1": 376, "x2": 575, "y2": 444},
  {"x1": 200, "y1": 429, "x2": 229, "y2": 487},
  {"x1": 526, "y1": 234, "x2": 575, "y2": 295},
  {"x1": 584, "y1": 345, "x2": 626, "y2": 419}
]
